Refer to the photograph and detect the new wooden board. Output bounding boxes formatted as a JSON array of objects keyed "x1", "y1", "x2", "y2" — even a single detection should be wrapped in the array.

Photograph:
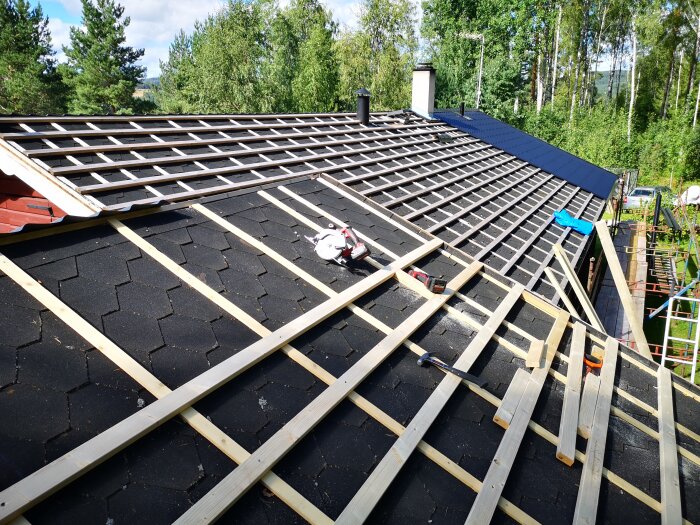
[
  {"x1": 544, "y1": 267, "x2": 579, "y2": 319},
  {"x1": 493, "y1": 367, "x2": 531, "y2": 429},
  {"x1": 464, "y1": 310, "x2": 571, "y2": 525},
  {"x1": 594, "y1": 221, "x2": 652, "y2": 358},
  {"x1": 334, "y1": 285, "x2": 525, "y2": 525},
  {"x1": 572, "y1": 337, "x2": 620, "y2": 525},
  {"x1": 525, "y1": 339, "x2": 546, "y2": 368},
  {"x1": 657, "y1": 367, "x2": 682, "y2": 525},
  {"x1": 557, "y1": 322, "x2": 587, "y2": 466},
  {"x1": 552, "y1": 244, "x2": 605, "y2": 332},
  {"x1": 578, "y1": 373, "x2": 601, "y2": 439},
  {"x1": 173, "y1": 266, "x2": 482, "y2": 524}
]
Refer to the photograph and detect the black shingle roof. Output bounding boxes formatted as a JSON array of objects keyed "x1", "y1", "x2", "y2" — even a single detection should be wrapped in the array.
[
  {"x1": 0, "y1": 111, "x2": 609, "y2": 302},
  {"x1": 0, "y1": 176, "x2": 698, "y2": 524}
]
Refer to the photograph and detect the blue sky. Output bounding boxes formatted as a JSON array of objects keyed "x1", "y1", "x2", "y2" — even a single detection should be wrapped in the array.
[{"x1": 31, "y1": 0, "x2": 368, "y2": 77}]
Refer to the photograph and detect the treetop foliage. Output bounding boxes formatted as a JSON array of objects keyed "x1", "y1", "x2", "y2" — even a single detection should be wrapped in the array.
[
  {"x1": 62, "y1": 0, "x2": 147, "y2": 114},
  {"x1": 0, "y1": 0, "x2": 65, "y2": 114}
]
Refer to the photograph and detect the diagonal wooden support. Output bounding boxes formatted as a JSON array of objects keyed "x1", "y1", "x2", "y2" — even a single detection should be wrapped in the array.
[
  {"x1": 594, "y1": 221, "x2": 652, "y2": 359},
  {"x1": 544, "y1": 267, "x2": 579, "y2": 318},
  {"x1": 552, "y1": 243, "x2": 605, "y2": 332},
  {"x1": 335, "y1": 285, "x2": 525, "y2": 524},
  {"x1": 464, "y1": 310, "x2": 570, "y2": 525},
  {"x1": 173, "y1": 265, "x2": 482, "y2": 524},
  {"x1": 573, "y1": 337, "x2": 620, "y2": 525}
]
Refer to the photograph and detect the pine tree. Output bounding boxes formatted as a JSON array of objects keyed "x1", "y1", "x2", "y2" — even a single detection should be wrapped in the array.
[
  {"x1": 62, "y1": 0, "x2": 145, "y2": 114},
  {"x1": 155, "y1": 30, "x2": 197, "y2": 113},
  {"x1": 0, "y1": 0, "x2": 65, "y2": 114}
]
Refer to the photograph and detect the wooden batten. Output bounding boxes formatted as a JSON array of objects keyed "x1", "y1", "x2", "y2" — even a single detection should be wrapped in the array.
[
  {"x1": 572, "y1": 338, "x2": 620, "y2": 525},
  {"x1": 557, "y1": 322, "x2": 587, "y2": 466}
]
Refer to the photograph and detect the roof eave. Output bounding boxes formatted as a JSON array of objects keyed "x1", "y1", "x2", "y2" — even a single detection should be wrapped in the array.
[{"x1": 0, "y1": 140, "x2": 99, "y2": 216}]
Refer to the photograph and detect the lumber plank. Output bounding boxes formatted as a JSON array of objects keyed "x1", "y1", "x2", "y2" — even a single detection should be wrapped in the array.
[
  {"x1": 557, "y1": 322, "x2": 587, "y2": 466},
  {"x1": 493, "y1": 367, "x2": 531, "y2": 429},
  {"x1": 572, "y1": 337, "x2": 620, "y2": 525},
  {"x1": 173, "y1": 265, "x2": 482, "y2": 524},
  {"x1": 194, "y1": 201, "x2": 543, "y2": 524},
  {"x1": 0, "y1": 236, "x2": 439, "y2": 523},
  {"x1": 578, "y1": 373, "x2": 601, "y2": 439},
  {"x1": 594, "y1": 221, "x2": 652, "y2": 358},
  {"x1": 552, "y1": 243, "x2": 605, "y2": 332},
  {"x1": 207, "y1": 189, "x2": 698, "y2": 516},
  {"x1": 657, "y1": 366, "x2": 682, "y2": 525},
  {"x1": 0, "y1": 252, "x2": 332, "y2": 525},
  {"x1": 544, "y1": 267, "x2": 579, "y2": 319},
  {"x1": 77, "y1": 137, "x2": 461, "y2": 193},
  {"x1": 464, "y1": 309, "x2": 570, "y2": 525},
  {"x1": 334, "y1": 285, "x2": 525, "y2": 525},
  {"x1": 525, "y1": 339, "x2": 546, "y2": 368},
  {"x1": 50, "y1": 128, "x2": 450, "y2": 175},
  {"x1": 314, "y1": 177, "x2": 700, "y2": 445}
]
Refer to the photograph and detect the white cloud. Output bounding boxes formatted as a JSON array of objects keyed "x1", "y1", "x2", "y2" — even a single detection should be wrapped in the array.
[
  {"x1": 121, "y1": 0, "x2": 226, "y2": 77},
  {"x1": 46, "y1": 0, "x2": 422, "y2": 77},
  {"x1": 47, "y1": 17, "x2": 72, "y2": 64}
]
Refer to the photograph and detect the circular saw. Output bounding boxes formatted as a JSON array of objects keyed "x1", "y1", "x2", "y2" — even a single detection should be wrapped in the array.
[{"x1": 306, "y1": 224, "x2": 370, "y2": 266}]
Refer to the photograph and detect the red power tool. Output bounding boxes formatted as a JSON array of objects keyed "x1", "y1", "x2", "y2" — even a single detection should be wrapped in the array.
[{"x1": 408, "y1": 269, "x2": 447, "y2": 294}]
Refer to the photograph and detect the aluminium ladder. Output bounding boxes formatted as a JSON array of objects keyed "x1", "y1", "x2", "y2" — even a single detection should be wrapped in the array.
[{"x1": 660, "y1": 293, "x2": 700, "y2": 383}]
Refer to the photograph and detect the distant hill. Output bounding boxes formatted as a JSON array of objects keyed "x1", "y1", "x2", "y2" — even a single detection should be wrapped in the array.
[
  {"x1": 137, "y1": 77, "x2": 160, "y2": 89},
  {"x1": 594, "y1": 70, "x2": 629, "y2": 100}
]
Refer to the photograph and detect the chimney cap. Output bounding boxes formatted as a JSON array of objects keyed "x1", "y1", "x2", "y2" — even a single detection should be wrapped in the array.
[
  {"x1": 355, "y1": 88, "x2": 371, "y2": 97},
  {"x1": 414, "y1": 63, "x2": 435, "y2": 72}
]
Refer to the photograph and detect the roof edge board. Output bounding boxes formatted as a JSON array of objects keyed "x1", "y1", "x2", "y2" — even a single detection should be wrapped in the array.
[{"x1": 0, "y1": 140, "x2": 98, "y2": 216}]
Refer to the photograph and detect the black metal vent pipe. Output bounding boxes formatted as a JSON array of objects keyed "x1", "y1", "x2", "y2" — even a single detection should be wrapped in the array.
[
  {"x1": 651, "y1": 191, "x2": 662, "y2": 247},
  {"x1": 356, "y1": 88, "x2": 370, "y2": 125}
]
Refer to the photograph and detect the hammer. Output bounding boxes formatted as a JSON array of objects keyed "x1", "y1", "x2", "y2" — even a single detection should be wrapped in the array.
[{"x1": 417, "y1": 352, "x2": 487, "y2": 388}]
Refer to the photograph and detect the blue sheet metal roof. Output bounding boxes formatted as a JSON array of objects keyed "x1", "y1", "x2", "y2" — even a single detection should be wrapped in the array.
[{"x1": 434, "y1": 110, "x2": 617, "y2": 199}]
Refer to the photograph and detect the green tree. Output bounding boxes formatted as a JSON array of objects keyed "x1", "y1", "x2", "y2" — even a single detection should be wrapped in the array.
[
  {"x1": 292, "y1": 23, "x2": 339, "y2": 112},
  {"x1": 156, "y1": 0, "x2": 268, "y2": 113},
  {"x1": 62, "y1": 0, "x2": 145, "y2": 114},
  {"x1": 0, "y1": 0, "x2": 65, "y2": 114},
  {"x1": 337, "y1": 0, "x2": 417, "y2": 110},
  {"x1": 155, "y1": 30, "x2": 197, "y2": 113},
  {"x1": 267, "y1": 0, "x2": 339, "y2": 112}
]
